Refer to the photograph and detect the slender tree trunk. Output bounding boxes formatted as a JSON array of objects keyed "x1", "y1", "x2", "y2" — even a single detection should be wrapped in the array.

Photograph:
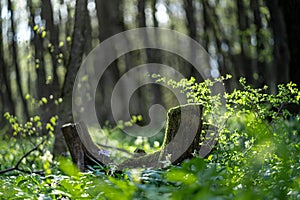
[
  {"x1": 84, "y1": 10, "x2": 93, "y2": 54},
  {"x1": 266, "y1": 0, "x2": 290, "y2": 87},
  {"x1": 184, "y1": 0, "x2": 202, "y2": 81},
  {"x1": 28, "y1": 0, "x2": 50, "y2": 125},
  {"x1": 28, "y1": 0, "x2": 46, "y2": 99},
  {"x1": 236, "y1": 0, "x2": 248, "y2": 55},
  {"x1": 42, "y1": 0, "x2": 60, "y2": 95},
  {"x1": 28, "y1": 0, "x2": 60, "y2": 134},
  {"x1": 250, "y1": 0, "x2": 265, "y2": 86},
  {"x1": 66, "y1": 3, "x2": 73, "y2": 38},
  {"x1": 41, "y1": 0, "x2": 63, "y2": 131},
  {"x1": 95, "y1": 0, "x2": 124, "y2": 124},
  {"x1": 7, "y1": 0, "x2": 29, "y2": 119},
  {"x1": 204, "y1": 0, "x2": 226, "y2": 74},
  {"x1": 54, "y1": 0, "x2": 88, "y2": 156},
  {"x1": 137, "y1": 0, "x2": 146, "y2": 27},
  {"x1": 0, "y1": 49, "x2": 15, "y2": 117},
  {"x1": 201, "y1": 0, "x2": 209, "y2": 51},
  {"x1": 0, "y1": 2, "x2": 15, "y2": 116},
  {"x1": 135, "y1": 0, "x2": 149, "y2": 120},
  {"x1": 235, "y1": 0, "x2": 252, "y2": 83},
  {"x1": 277, "y1": 0, "x2": 300, "y2": 113},
  {"x1": 151, "y1": 0, "x2": 158, "y2": 27},
  {"x1": 278, "y1": 0, "x2": 300, "y2": 88},
  {"x1": 137, "y1": 0, "x2": 163, "y2": 123},
  {"x1": 184, "y1": 0, "x2": 196, "y2": 39}
]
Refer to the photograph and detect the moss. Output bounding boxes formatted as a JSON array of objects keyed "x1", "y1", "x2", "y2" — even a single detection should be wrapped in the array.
[{"x1": 119, "y1": 104, "x2": 203, "y2": 169}]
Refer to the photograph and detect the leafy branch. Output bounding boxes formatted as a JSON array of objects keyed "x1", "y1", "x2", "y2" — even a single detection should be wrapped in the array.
[{"x1": 0, "y1": 139, "x2": 45, "y2": 175}]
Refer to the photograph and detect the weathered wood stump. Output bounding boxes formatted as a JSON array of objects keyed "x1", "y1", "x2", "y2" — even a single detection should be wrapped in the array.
[
  {"x1": 62, "y1": 104, "x2": 204, "y2": 171},
  {"x1": 61, "y1": 121, "x2": 112, "y2": 171}
]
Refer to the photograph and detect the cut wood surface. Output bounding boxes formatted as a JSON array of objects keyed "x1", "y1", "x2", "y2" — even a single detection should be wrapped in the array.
[{"x1": 62, "y1": 104, "x2": 204, "y2": 170}]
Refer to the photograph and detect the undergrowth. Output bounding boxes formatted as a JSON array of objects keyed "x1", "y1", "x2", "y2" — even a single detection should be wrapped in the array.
[{"x1": 1, "y1": 76, "x2": 300, "y2": 199}]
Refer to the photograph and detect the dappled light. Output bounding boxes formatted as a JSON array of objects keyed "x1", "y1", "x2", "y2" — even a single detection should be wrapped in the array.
[{"x1": 0, "y1": 0, "x2": 300, "y2": 199}]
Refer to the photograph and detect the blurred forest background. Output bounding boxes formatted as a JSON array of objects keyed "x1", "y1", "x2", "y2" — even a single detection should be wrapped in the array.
[{"x1": 0, "y1": 0, "x2": 299, "y2": 154}]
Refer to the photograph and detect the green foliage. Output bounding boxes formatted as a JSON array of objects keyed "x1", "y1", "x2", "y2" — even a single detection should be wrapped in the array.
[
  {"x1": 1, "y1": 77, "x2": 300, "y2": 199},
  {"x1": 0, "y1": 96, "x2": 57, "y2": 175}
]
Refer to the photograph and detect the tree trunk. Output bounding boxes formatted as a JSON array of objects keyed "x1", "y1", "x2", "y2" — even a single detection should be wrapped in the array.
[
  {"x1": 84, "y1": 9, "x2": 93, "y2": 54},
  {"x1": 41, "y1": 0, "x2": 60, "y2": 97},
  {"x1": 235, "y1": 0, "x2": 253, "y2": 83},
  {"x1": 136, "y1": 0, "x2": 163, "y2": 123},
  {"x1": 202, "y1": 0, "x2": 230, "y2": 82},
  {"x1": 183, "y1": 0, "x2": 202, "y2": 81},
  {"x1": 250, "y1": 0, "x2": 266, "y2": 86},
  {"x1": 266, "y1": 0, "x2": 290, "y2": 88},
  {"x1": 54, "y1": 0, "x2": 88, "y2": 156},
  {"x1": 28, "y1": 0, "x2": 46, "y2": 101},
  {"x1": 95, "y1": 0, "x2": 124, "y2": 124},
  {"x1": 137, "y1": 0, "x2": 146, "y2": 27},
  {"x1": 151, "y1": 0, "x2": 158, "y2": 27},
  {"x1": 0, "y1": 2, "x2": 15, "y2": 117},
  {"x1": 7, "y1": 0, "x2": 29, "y2": 119},
  {"x1": 184, "y1": 0, "x2": 196, "y2": 40},
  {"x1": 278, "y1": 0, "x2": 300, "y2": 88},
  {"x1": 0, "y1": 51, "x2": 15, "y2": 116}
]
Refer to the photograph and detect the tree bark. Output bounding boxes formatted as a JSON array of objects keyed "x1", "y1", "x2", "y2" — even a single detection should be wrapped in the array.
[
  {"x1": 0, "y1": 2, "x2": 15, "y2": 117},
  {"x1": 54, "y1": 0, "x2": 88, "y2": 156},
  {"x1": 84, "y1": 9, "x2": 93, "y2": 55},
  {"x1": 119, "y1": 104, "x2": 203, "y2": 169},
  {"x1": 95, "y1": 0, "x2": 124, "y2": 124},
  {"x1": 184, "y1": 0, "x2": 196, "y2": 40},
  {"x1": 136, "y1": 0, "x2": 163, "y2": 122},
  {"x1": 151, "y1": 0, "x2": 158, "y2": 27},
  {"x1": 183, "y1": 0, "x2": 202, "y2": 81},
  {"x1": 62, "y1": 122, "x2": 112, "y2": 171},
  {"x1": 28, "y1": 0, "x2": 46, "y2": 101},
  {"x1": 7, "y1": 0, "x2": 29, "y2": 119},
  {"x1": 235, "y1": 0, "x2": 253, "y2": 83},
  {"x1": 250, "y1": 0, "x2": 266, "y2": 86},
  {"x1": 266, "y1": 0, "x2": 290, "y2": 87},
  {"x1": 41, "y1": 0, "x2": 60, "y2": 97},
  {"x1": 137, "y1": 0, "x2": 146, "y2": 27},
  {"x1": 278, "y1": 0, "x2": 300, "y2": 88}
]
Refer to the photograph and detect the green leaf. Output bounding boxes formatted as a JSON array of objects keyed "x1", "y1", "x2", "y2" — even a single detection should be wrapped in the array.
[
  {"x1": 166, "y1": 170, "x2": 197, "y2": 185},
  {"x1": 58, "y1": 158, "x2": 80, "y2": 177},
  {"x1": 41, "y1": 31, "x2": 46, "y2": 38},
  {"x1": 41, "y1": 97, "x2": 48, "y2": 104}
]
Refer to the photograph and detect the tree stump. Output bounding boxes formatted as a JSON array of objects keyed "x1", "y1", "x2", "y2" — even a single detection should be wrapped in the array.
[
  {"x1": 61, "y1": 121, "x2": 112, "y2": 171},
  {"x1": 61, "y1": 104, "x2": 203, "y2": 170}
]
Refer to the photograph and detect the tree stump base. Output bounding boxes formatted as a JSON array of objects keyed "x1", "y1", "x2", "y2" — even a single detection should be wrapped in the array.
[{"x1": 61, "y1": 104, "x2": 204, "y2": 171}]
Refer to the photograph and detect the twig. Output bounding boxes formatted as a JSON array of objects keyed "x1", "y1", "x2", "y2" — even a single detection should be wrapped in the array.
[{"x1": 0, "y1": 139, "x2": 46, "y2": 175}]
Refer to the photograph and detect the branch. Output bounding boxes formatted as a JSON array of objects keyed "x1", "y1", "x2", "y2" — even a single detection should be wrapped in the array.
[{"x1": 0, "y1": 139, "x2": 46, "y2": 175}]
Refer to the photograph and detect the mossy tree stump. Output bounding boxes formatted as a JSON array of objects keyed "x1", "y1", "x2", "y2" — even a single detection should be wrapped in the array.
[{"x1": 62, "y1": 104, "x2": 204, "y2": 170}]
